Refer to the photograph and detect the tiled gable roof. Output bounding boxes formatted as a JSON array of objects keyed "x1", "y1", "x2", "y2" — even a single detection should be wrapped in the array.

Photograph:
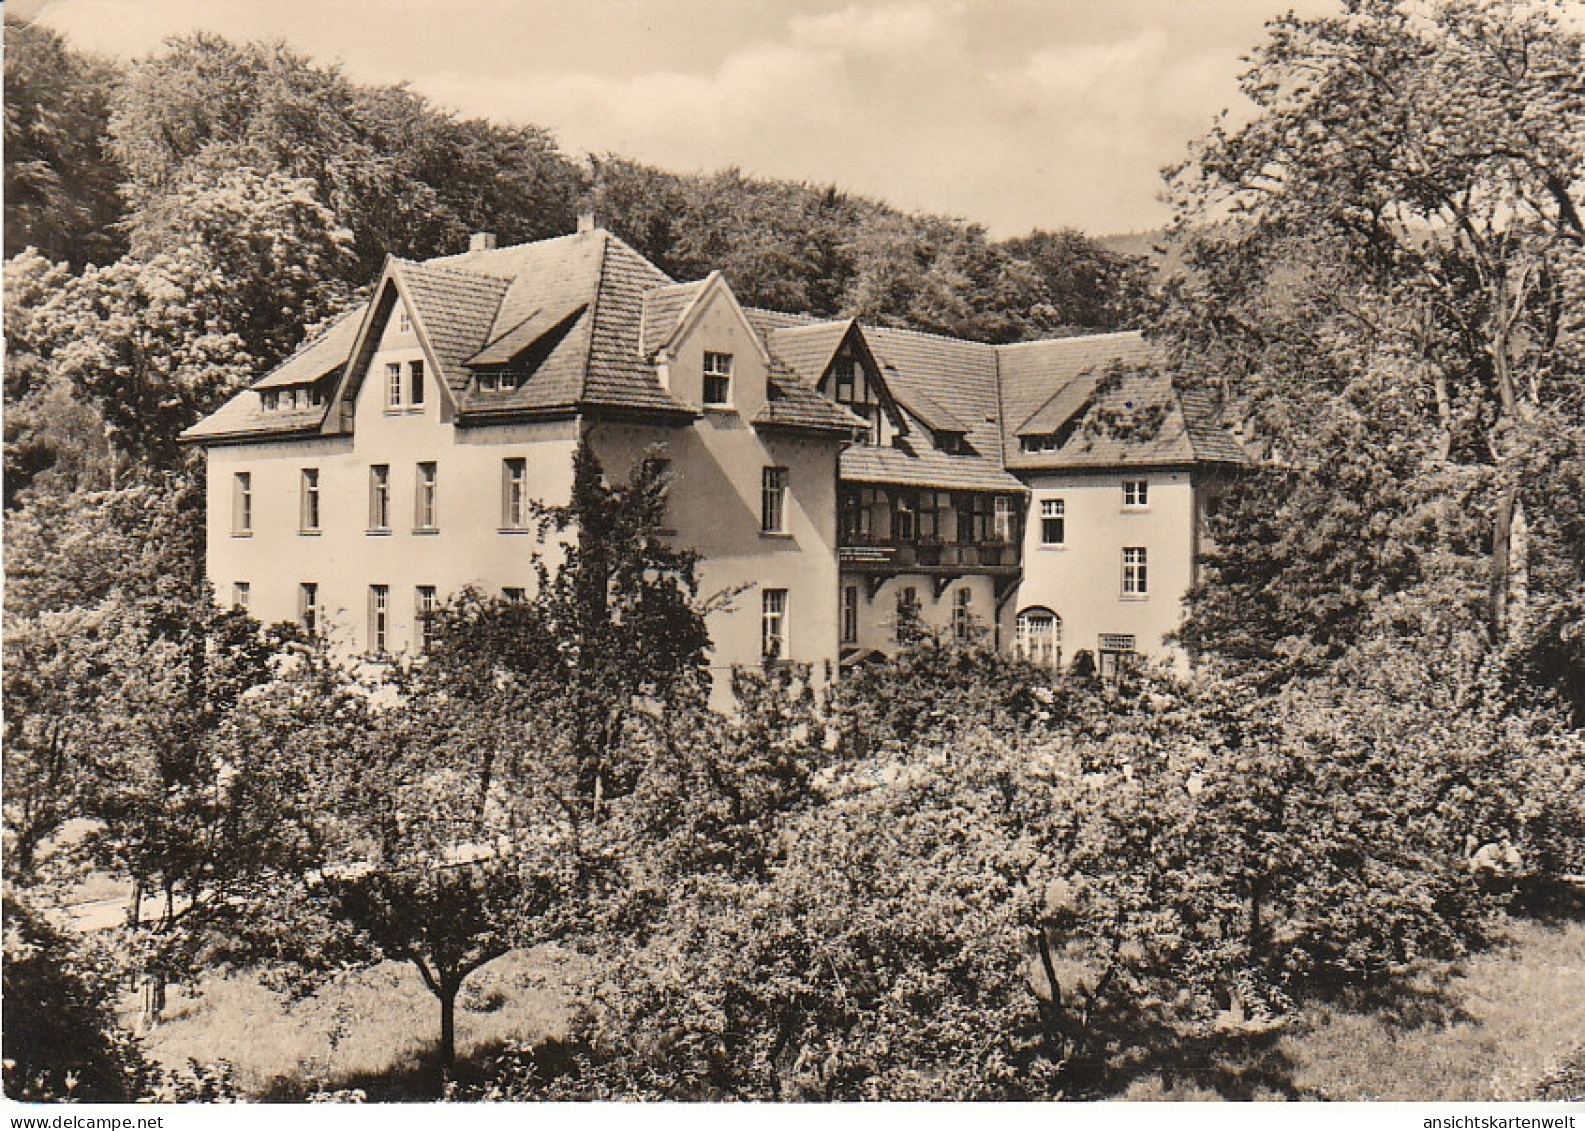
[
  {"x1": 182, "y1": 310, "x2": 361, "y2": 441},
  {"x1": 995, "y1": 331, "x2": 1158, "y2": 465},
  {"x1": 253, "y1": 309, "x2": 364, "y2": 390},
  {"x1": 393, "y1": 260, "x2": 511, "y2": 395},
  {"x1": 1016, "y1": 373, "x2": 1099, "y2": 438},
  {"x1": 467, "y1": 301, "x2": 590, "y2": 368},
  {"x1": 755, "y1": 367, "x2": 869, "y2": 435},
  {"x1": 841, "y1": 444, "x2": 1025, "y2": 493},
  {"x1": 583, "y1": 237, "x2": 692, "y2": 414},
  {"x1": 640, "y1": 279, "x2": 710, "y2": 359},
  {"x1": 860, "y1": 326, "x2": 1002, "y2": 460},
  {"x1": 895, "y1": 383, "x2": 972, "y2": 437},
  {"x1": 765, "y1": 321, "x2": 851, "y2": 385},
  {"x1": 1178, "y1": 387, "x2": 1250, "y2": 464}
]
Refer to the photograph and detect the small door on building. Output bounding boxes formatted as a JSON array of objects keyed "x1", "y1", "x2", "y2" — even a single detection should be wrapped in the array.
[{"x1": 1015, "y1": 607, "x2": 1062, "y2": 670}]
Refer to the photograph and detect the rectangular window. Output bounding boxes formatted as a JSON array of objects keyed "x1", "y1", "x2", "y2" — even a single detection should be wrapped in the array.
[
  {"x1": 369, "y1": 465, "x2": 390, "y2": 530},
  {"x1": 298, "y1": 582, "x2": 318, "y2": 636},
  {"x1": 993, "y1": 496, "x2": 1017, "y2": 542},
  {"x1": 953, "y1": 586, "x2": 974, "y2": 643},
  {"x1": 896, "y1": 585, "x2": 919, "y2": 641},
  {"x1": 761, "y1": 467, "x2": 788, "y2": 533},
  {"x1": 841, "y1": 585, "x2": 859, "y2": 645},
  {"x1": 300, "y1": 468, "x2": 320, "y2": 532},
  {"x1": 409, "y1": 360, "x2": 425, "y2": 406},
  {"x1": 232, "y1": 581, "x2": 250, "y2": 610},
  {"x1": 307, "y1": 382, "x2": 325, "y2": 408},
  {"x1": 261, "y1": 391, "x2": 279, "y2": 412},
  {"x1": 761, "y1": 588, "x2": 787, "y2": 659},
  {"x1": 1040, "y1": 499, "x2": 1065, "y2": 546},
  {"x1": 919, "y1": 491, "x2": 949, "y2": 541},
  {"x1": 479, "y1": 372, "x2": 501, "y2": 393},
  {"x1": 386, "y1": 362, "x2": 403, "y2": 409},
  {"x1": 1098, "y1": 633, "x2": 1138, "y2": 681},
  {"x1": 893, "y1": 491, "x2": 917, "y2": 542},
  {"x1": 415, "y1": 462, "x2": 438, "y2": 530},
  {"x1": 1123, "y1": 480, "x2": 1149, "y2": 508},
  {"x1": 415, "y1": 585, "x2": 437, "y2": 651},
  {"x1": 397, "y1": 307, "x2": 411, "y2": 334},
  {"x1": 232, "y1": 472, "x2": 252, "y2": 534},
  {"x1": 839, "y1": 487, "x2": 879, "y2": 541},
  {"x1": 703, "y1": 351, "x2": 733, "y2": 406},
  {"x1": 1123, "y1": 547, "x2": 1148, "y2": 596},
  {"x1": 501, "y1": 458, "x2": 527, "y2": 529},
  {"x1": 369, "y1": 585, "x2": 389, "y2": 653}
]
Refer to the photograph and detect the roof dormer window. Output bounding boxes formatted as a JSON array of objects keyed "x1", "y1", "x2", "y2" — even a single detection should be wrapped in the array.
[
  {"x1": 703, "y1": 351, "x2": 733, "y2": 407},
  {"x1": 261, "y1": 391, "x2": 279, "y2": 412}
]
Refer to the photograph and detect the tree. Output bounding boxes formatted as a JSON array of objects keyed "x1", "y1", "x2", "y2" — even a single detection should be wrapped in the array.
[
  {"x1": 107, "y1": 34, "x2": 584, "y2": 281},
  {"x1": 1165, "y1": 0, "x2": 1585, "y2": 708},
  {"x1": 19, "y1": 167, "x2": 354, "y2": 473},
  {"x1": 3, "y1": 15, "x2": 127, "y2": 266}
]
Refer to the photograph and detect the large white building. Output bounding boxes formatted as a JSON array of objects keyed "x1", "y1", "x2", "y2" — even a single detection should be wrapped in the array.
[{"x1": 185, "y1": 224, "x2": 1246, "y2": 689}]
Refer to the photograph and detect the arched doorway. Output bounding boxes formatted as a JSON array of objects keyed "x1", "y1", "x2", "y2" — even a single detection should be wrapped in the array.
[{"x1": 1015, "y1": 606, "x2": 1061, "y2": 670}]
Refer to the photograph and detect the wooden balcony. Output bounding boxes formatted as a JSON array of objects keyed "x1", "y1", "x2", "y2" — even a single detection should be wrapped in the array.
[{"x1": 838, "y1": 537, "x2": 1020, "y2": 574}]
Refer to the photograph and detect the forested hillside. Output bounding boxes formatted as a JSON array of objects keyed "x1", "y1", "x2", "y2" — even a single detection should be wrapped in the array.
[{"x1": 3, "y1": 16, "x2": 1153, "y2": 502}]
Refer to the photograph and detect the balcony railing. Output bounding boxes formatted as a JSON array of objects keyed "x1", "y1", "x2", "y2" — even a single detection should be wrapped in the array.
[{"x1": 838, "y1": 537, "x2": 1018, "y2": 570}]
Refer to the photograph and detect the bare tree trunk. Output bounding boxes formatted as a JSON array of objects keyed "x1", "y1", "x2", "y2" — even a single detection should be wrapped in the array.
[{"x1": 439, "y1": 984, "x2": 458, "y2": 1078}]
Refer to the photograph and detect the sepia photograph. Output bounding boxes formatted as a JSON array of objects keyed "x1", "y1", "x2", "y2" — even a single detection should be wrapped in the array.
[{"x1": 2, "y1": 0, "x2": 1582, "y2": 1120}]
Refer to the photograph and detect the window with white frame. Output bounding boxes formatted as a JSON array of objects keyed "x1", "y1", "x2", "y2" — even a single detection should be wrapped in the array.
[
  {"x1": 1040, "y1": 498, "x2": 1065, "y2": 546},
  {"x1": 300, "y1": 468, "x2": 320, "y2": 532},
  {"x1": 952, "y1": 587, "x2": 974, "y2": 643},
  {"x1": 501, "y1": 458, "x2": 527, "y2": 529},
  {"x1": 761, "y1": 588, "x2": 787, "y2": 659},
  {"x1": 703, "y1": 351, "x2": 733, "y2": 406},
  {"x1": 369, "y1": 465, "x2": 390, "y2": 531},
  {"x1": 415, "y1": 462, "x2": 438, "y2": 530},
  {"x1": 1122, "y1": 547, "x2": 1148, "y2": 596},
  {"x1": 415, "y1": 585, "x2": 437, "y2": 651},
  {"x1": 299, "y1": 582, "x2": 318, "y2": 636},
  {"x1": 761, "y1": 467, "x2": 788, "y2": 533},
  {"x1": 232, "y1": 581, "x2": 250, "y2": 610},
  {"x1": 1123, "y1": 480, "x2": 1149, "y2": 508},
  {"x1": 993, "y1": 495, "x2": 1017, "y2": 542},
  {"x1": 233, "y1": 472, "x2": 252, "y2": 534},
  {"x1": 397, "y1": 307, "x2": 411, "y2": 334},
  {"x1": 369, "y1": 585, "x2": 389, "y2": 653},
  {"x1": 386, "y1": 362, "x2": 403, "y2": 409},
  {"x1": 409, "y1": 360, "x2": 425, "y2": 406},
  {"x1": 841, "y1": 585, "x2": 859, "y2": 645},
  {"x1": 1016, "y1": 608, "x2": 1061, "y2": 670}
]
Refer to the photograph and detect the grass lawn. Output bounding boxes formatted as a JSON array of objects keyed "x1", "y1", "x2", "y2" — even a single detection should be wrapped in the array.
[
  {"x1": 134, "y1": 947, "x2": 576, "y2": 1100},
  {"x1": 127, "y1": 913, "x2": 1583, "y2": 1102},
  {"x1": 1119, "y1": 915, "x2": 1585, "y2": 1102}
]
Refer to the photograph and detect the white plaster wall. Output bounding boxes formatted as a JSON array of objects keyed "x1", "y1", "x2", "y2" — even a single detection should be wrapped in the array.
[
  {"x1": 1013, "y1": 468, "x2": 1198, "y2": 667},
  {"x1": 205, "y1": 295, "x2": 578, "y2": 655}
]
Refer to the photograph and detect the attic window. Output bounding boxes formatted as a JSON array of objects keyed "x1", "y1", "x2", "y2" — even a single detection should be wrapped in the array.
[
  {"x1": 261, "y1": 391, "x2": 279, "y2": 412},
  {"x1": 478, "y1": 372, "x2": 515, "y2": 394},
  {"x1": 703, "y1": 352, "x2": 733, "y2": 406},
  {"x1": 398, "y1": 308, "x2": 412, "y2": 334}
]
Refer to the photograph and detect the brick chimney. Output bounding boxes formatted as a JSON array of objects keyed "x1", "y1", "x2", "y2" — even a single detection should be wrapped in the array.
[
  {"x1": 577, "y1": 210, "x2": 596, "y2": 234},
  {"x1": 469, "y1": 232, "x2": 498, "y2": 251}
]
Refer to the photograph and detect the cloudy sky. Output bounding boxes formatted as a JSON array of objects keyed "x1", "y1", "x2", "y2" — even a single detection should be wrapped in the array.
[{"x1": 19, "y1": 0, "x2": 1336, "y2": 237}]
